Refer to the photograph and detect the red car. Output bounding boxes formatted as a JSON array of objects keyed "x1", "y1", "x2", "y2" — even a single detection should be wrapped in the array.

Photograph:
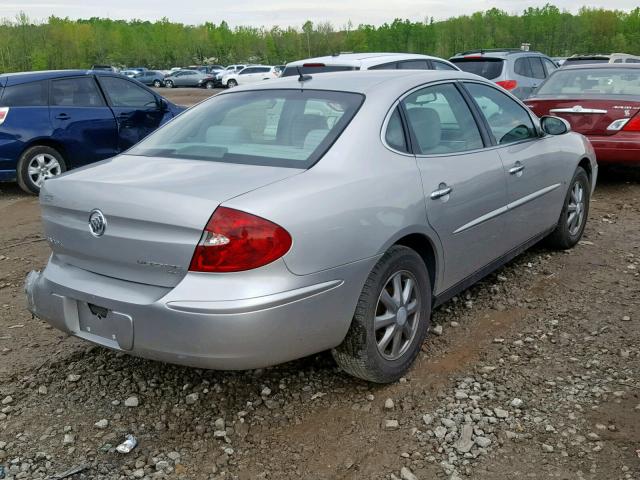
[{"x1": 525, "y1": 64, "x2": 640, "y2": 165}]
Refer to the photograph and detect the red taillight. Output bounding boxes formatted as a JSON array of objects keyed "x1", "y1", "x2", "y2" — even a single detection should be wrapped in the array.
[
  {"x1": 496, "y1": 80, "x2": 518, "y2": 91},
  {"x1": 189, "y1": 207, "x2": 292, "y2": 273},
  {"x1": 622, "y1": 112, "x2": 640, "y2": 132},
  {"x1": 0, "y1": 107, "x2": 9, "y2": 125}
]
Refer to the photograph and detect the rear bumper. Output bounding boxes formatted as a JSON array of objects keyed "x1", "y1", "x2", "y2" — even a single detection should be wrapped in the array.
[
  {"x1": 25, "y1": 255, "x2": 375, "y2": 370},
  {"x1": 588, "y1": 132, "x2": 640, "y2": 165}
]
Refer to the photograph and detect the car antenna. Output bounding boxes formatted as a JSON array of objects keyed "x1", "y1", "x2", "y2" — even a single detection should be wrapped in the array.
[{"x1": 296, "y1": 66, "x2": 312, "y2": 87}]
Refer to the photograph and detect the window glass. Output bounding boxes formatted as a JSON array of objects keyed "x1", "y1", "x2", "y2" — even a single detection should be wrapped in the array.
[
  {"x1": 281, "y1": 65, "x2": 358, "y2": 76},
  {"x1": 613, "y1": 59, "x2": 623, "y2": 63},
  {"x1": 240, "y1": 68, "x2": 256, "y2": 75},
  {"x1": 99, "y1": 77, "x2": 157, "y2": 108},
  {"x1": 368, "y1": 62, "x2": 398, "y2": 70},
  {"x1": 385, "y1": 107, "x2": 408, "y2": 152},
  {"x1": 51, "y1": 77, "x2": 105, "y2": 107},
  {"x1": 402, "y1": 83, "x2": 483, "y2": 154},
  {"x1": 529, "y1": 58, "x2": 546, "y2": 79},
  {"x1": 257, "y1": 67, "x2": 271, "y2": 73},
  {"x1": 1, "y1": 81, "x2": 48, "y2": 106},
  {"x1": 514, "y1": 57, "x2": 533, "y2": 77},
  {"x1": 450, "y1": 58, "x2": 504, "y2": 80},
  {"x1": 626, "y1": 58, "x2": 640, "y2": 63},
  {"x1": 465, "y1": 82, "x2": 536, "y2": 145},
  {"x1": 398, "y1": 60, "x2": 429, "y2": 70},
  {"x1": 535, "y1": 68, "x2": 640, "y2": 96},
  {"x1": 128, "y1": 89, "x2": 364, "y2": 168},
  {"x1": 432, "y1": 61, "x2": 457, "y2": 71},
  {"x1": 542, "y1": 58, "x2": 558, "y2": 76}
]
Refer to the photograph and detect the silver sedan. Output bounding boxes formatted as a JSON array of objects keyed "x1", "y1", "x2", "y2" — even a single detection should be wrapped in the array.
[{"x1": 26, "y1": 70, "x2": 597, "y2": 383}]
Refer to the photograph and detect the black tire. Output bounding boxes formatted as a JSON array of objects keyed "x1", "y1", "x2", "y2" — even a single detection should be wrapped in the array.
[
  {"x1": 227, "y1": 79, "x2": 237, "y2": 88},
  {"x1": 332, "y1": 245, "x2": 432, "y2": 383},
  {"x1": 545, "y1": 167, "x2": 590, "y2": 249},
  {"x1": 165, "y1": 80, "x2": 174, "y2": 88},
  {"x1": 205, "y1": 81, "x2": 215, "y2": 89},
  {"x1": 17, "y1": 145, "x2": 66, "y2": 195},
  {"x1": 153, "y1": 80, "x2": 162, "y2": 88}
]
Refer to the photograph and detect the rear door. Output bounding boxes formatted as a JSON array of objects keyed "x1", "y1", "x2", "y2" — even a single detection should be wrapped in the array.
[
  {"x1": 464, "y1": 81, "x2": 565, "y2": 245},
  {"x1": 237, "y1": 67, "x2": 259, "y2": 85},
  {"x1": 402, "y1": 82, "x2": 509, "y2": 290},
  {"x1": 97, "y1": 75, "x2": 166, "y2": 151},
  {"x1": 49, "y1": 76, "x2": 119, "y2": 167}
]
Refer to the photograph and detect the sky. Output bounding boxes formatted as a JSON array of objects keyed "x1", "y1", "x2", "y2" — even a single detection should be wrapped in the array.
[{"x1": 2, "y1": 0, "x2": 638, "y2": 27}]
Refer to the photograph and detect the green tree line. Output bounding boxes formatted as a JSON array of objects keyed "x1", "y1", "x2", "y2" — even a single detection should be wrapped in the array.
[{"x1": 1, "y1": 4, "x2": 639, "y2": 72}]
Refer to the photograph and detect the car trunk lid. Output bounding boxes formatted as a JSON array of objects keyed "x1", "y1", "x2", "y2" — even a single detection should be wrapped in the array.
[
  {"x1": 40, "y1": 155, "x2": 302, "y2": 288},
  {"x1": 525, "y1": 98, "x2": 640, "y2": 136}
]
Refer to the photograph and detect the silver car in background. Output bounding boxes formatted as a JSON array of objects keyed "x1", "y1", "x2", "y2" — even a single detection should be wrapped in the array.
[{"x1": 26, "y1": 70, "x2": 597, "y2": 383}]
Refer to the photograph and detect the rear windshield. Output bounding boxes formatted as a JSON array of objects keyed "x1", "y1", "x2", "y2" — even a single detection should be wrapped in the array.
[
  {"x1": 563, "y1": 57, "x2": 610, "y2": 66},
  {"x1": 128, "y1": 89, "x2": 364, "y2": 168},
  {"x1": 450, "y1": 58, "x2": 504, "y2": 80},
  {"x1": 281, "y1": 65, "x2": 359, "y2": 77},
  {"x1": 536, "y1": 68, "x2": 640, "y2": 96}
]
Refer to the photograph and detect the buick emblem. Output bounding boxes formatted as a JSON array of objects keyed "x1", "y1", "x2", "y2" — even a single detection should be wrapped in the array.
[{"x1": 88, "y1": 209, "x2": 107, "y2": 237}]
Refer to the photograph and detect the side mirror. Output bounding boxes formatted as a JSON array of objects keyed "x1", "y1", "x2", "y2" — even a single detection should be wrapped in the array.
[{"x1": 540, "y1": 115, "x2": 571, "y2": 135}]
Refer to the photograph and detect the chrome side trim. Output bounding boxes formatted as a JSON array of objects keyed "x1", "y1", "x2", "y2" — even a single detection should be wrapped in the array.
[
  {"x1": 507, "y1": 183, "x2": 562, "y2": 210},
  {"x1": 166, "y1": 279, "x2": 344, "y2": 315},
  {"x1": 550, "y1": 107, "x2": 607, "y2": 114},
  {"x1": 454, "y1": 205, "x2": 509, "y2": 234},
  {"x1": 453, "y1": 183, "x2": 562, "y2": 234}
]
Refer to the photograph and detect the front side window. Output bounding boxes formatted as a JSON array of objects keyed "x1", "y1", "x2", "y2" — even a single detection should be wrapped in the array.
[
  {"x1": 542, "y1": 58, "x2": 558, "y2": 76},
  {"x1": 398, "y1": 60, "x2": 429, "y2": 70},
  {"x1": 1, "y1": 81, "x2": 48, "y2": 107},
  {"x1": 240, "y1": 68, "x2": 255, "y2": 75},
  {"x1": 465, "y1": 82, "x2": 537, "y2": 145},
  {"x1": 402, "y1": 83, "x2": 483, "y2": 155},
  {"x1": 99, "y1": 76, "x2": 157, "y2": 108},
  {"x1": 51, "y1": 77, "x2": 105, "y2": 107},
  {"x1": 128, "y1": 89, "x2": 364, "y2": 168},
  {"x1": 385, "y1": 107, "x2": 408, "y2": 152}
]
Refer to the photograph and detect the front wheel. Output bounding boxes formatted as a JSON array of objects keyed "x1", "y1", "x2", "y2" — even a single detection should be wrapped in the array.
[
  {"x1": 165, "y1": 80, "x2": 174, "y2": 88},
  {"x1": 153, "y1": 80, "x2": 162, "y2": 88},
  {"x1": 332, "y1": 245, "x2": 432, "y2": 383},
  {"x1": 545, "y1": 166, "x2": 590, "y2": 249},
  {"x1": 205, "y1": 81, "x2": 215, "y2": 89},
  {"x1": 17, "y1": 145, "x2": 67, "y2": 195}
]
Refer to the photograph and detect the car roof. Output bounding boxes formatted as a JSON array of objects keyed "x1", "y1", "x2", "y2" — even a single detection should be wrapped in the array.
[
  {"x1": 0, "y1": 69, "x2": 118, "y2": 86},
  {"x1": 451, "y1": 49, "x2": 548, "y2": 59},
  {"x1": 286, "y1": 52, "x2": 449, "y2": 68},
  {"x1": 220, "y1": 69, "x2": 487, "y2": 96}
]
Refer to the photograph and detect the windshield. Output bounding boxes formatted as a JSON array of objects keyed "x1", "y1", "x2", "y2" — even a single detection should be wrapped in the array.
[
  {"x1": 563, "y1": 58, "x2": 610, "y2": 66},
  {"x1": 128, "y1": 89, "x2": 364, "y2": 168},
  {"x1": 536, "y1": 68, "x2": 640, "y2": 96},
  {"x1": 450, "y1": 58, "x2": 504, "y2": 80},
  {"x1": 282, "y1": 65, "x2": 359, "y2": 77}
]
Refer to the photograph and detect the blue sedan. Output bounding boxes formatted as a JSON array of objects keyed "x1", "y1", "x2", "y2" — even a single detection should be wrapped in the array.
[{"x1": 0, "y1": 69, "x2": 184, "y2": 193}]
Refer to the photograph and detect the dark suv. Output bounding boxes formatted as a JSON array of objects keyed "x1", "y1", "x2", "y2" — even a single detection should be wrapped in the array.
[
  {"x1": 450, "y1": 49, "x2": 558, "y2": 99},
  {"x1": 0, "y1": 70, "x2": 184, "y2": 194}
]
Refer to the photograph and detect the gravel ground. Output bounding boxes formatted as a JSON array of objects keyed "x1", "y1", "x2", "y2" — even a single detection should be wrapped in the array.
[{"x1": 0, "y1": 153, "x2": 638, "y2": 478}]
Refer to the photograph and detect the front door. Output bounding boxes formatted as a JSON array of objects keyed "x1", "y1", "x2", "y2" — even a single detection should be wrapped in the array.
[
  {"x1": 464, "y1": 81, "x2": 566, "y2": 246},
  {"x1": 49, "y1": 76, "x2": 119, "y2": 167},
  {"x1": 402, "y1": 82, "x2": 509, "y2": 291},
  {"x1": 97, "y1": 75, "x2": 166, "y2": 151}
]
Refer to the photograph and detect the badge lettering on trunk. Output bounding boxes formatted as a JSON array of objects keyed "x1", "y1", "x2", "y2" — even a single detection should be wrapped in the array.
[{"x1": 89, "y1": 209, "x2": 107, "y2": 237}]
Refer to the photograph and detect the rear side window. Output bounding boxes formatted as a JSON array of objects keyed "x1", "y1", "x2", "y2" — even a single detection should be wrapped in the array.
[
  {"x1": 281, "y1": 65, "x2": 358, "y2": 77},
  {"x1": 99, "y1": 76, "x2": 157, "y2": 108},
  {"x1": 1, "y1": 81, "x2": 48, "y2": 106},
  {"x1": 514, "y1": 58, "x2": 533, "y2": 77},
  {"x1": 397, "y1": 60, "x2": 429, "y2": 70},
  {"x1": 451, "y1": 58, "x2": 504, "y2": 80},
  {"x1": 385, "y1": 108, "x2": 408, "y2": 152},
  {"x1": 542, "y1": 58, "x2": 558, "y2": 76},
  {"x1": 402, "y1": 83, "x2": 483, "y2": 154},
  {"x1": 529, "y1": 58, "x2": 546, "y2": 79},
  {"x1": 465, "y1": 82, "x2": 536, "y2": 145},
  {"x1": 128, "y1": 89, "x2": 364, "y2": 168},
  {"x1": 51, "y1": 77, "x2": 105, "y2": 107},
  {"x1": 432, "y1": 61, "x2": 457, "y2": 71}
]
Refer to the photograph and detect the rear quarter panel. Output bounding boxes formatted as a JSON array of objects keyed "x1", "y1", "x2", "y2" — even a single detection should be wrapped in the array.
[{"x1": 0, "y1": 106, "x2": 52, "y2": 170}]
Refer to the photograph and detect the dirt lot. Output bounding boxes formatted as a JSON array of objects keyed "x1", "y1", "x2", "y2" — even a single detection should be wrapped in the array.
[{"x1": 0, "y1": 95, "x2": 638, "y2": 479}]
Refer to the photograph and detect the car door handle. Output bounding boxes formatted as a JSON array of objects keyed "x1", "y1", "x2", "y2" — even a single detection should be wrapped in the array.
[
  {"x1": 509, "y1": 163, "x2": 525, "y2": 175},
  {"x1": 55, "y1": 113, "x2": 70, "y2": 120},
  {"x1": 430, "y1": 184, "x2": 452, "y2": 199}
]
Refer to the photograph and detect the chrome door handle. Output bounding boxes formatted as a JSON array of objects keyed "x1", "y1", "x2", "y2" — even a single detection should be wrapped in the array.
[
  {"x1": 430, "y1": 185, "x2": 452, "y2": 199},
  {"x1": 509, "y1": 164, "x2": 525, "y2": 175}
]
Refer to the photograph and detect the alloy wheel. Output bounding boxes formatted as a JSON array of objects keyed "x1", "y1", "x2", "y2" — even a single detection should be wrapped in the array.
[
  {"x1": 374, "y1": 270, "x2": 421, "y2": 361},
  {"x1": 567, "y1": 181, "x2": 585, "y2": 236},
  {"x1": 28, "y1": 153, "x2": 62, "y2": 187}
]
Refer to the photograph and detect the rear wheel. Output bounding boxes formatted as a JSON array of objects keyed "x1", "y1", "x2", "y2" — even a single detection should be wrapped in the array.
[
  {"x1": 153, "y1": 80, "x2": 162, "y2": 88},
  {"x1": 205, "y1": 81, "x2": 215, "y2": 89},
  {"x1": 332, "y1": 245, "x2": 432, "y2": 383},
  {"x1": 165, "y1": 80, "x2": 174, "y2": 88},
  {"x1": 546, "y1": 166, "x2": 590, "y2": 249},
  {"x1": 227, "y1": 79, "x2": 238, "y2": 88},
  {"x1": 17, "y1": 145, "x2": 66, "y2": 195}
]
